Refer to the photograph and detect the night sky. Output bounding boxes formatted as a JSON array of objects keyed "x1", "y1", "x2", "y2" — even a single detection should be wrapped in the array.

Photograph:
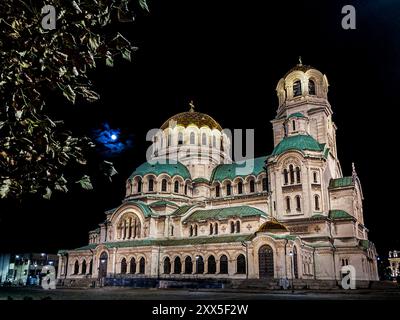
[{"x1": 1, "y1": 0, "x2": 399, "y2": 261}]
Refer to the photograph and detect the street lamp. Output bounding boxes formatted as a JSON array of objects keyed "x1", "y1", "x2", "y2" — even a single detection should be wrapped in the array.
[{"x1": 289, "y1": 251, "x2": 294, "y2": 293}]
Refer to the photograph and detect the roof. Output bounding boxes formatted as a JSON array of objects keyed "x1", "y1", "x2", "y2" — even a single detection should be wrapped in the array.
[
  {"x1": 210, "y1": 156, "x2": 266, "y2": 182},
  {"x1": 160, "y1": 108, "x2": 222, "y2": 131},
  {"x1": 329, "y1": 210, "x2": 354, "y2": 220},
  {"x1": 185, "y1": 205, "x2": 267, "y2": 222},
  {"x1": 171, "y1": 205, "x2": 195, "y2": 216},
  {"x1": 149, "y1": 200, "x2": 178, "y2": 208},
  {"x1": 114, "y1": 200, "x2": 154, "y2": 217},
  {"x1": 271, "y1": 134, "x2": 324, "y2": 156},
  {"x1": 257, "y1": 220, "x2": 288, "y2": 232},
  {"x1": 287, "y1": 112, "x2": 306, "y2": 119},
  {"x1": 329, "y1": 177, "x2": 354, "y2": 189},
  {"x1": 284, "y1": 64, "x2": 315, "y2": 78},
  {"x1": 192, "y1": 178, "x2": 210, "y2": 184},
  {"x1": 130, "y1": 160, "x2": 191, "y2": 180}
]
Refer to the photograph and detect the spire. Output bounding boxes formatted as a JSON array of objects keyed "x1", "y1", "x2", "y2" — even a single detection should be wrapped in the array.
[
  {"x1": 352, "y1": 162, "x2": 357, "y2": 179},
  {"x1": 189, "y1": 100, "x2": 195, "y2": 112},
  {"x1": 298, "y1": 56, "x2": 303, "y2": 65}
]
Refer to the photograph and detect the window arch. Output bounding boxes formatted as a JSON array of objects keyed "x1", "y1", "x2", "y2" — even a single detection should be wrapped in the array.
[
  {"x1": 202, "y1": 133, "x2": 207, "y2": 145},
  {"x1": 120, "y1": 258, "x2": 127, "y2": 274},
  {"x1": 174, "y1": 257, "x2": 182, "y2": 274},
  {"x1": 262, "y1": 178, "x2": 267, "y2": 191},
  {"x1": 174, "y1": 180, "x2": 179, "y2": 193},
  {"x1": 139, "y1": 257, "x2": 145, "y2": 274},
  {"x1": 295, "y1": 195, "x2": 301, "y2": 211},
  {"x1": 190, "y1": 132, "x2": 195, "y2": 145},
  {"x1": 195, "y1": 256, "x2": 204, "y2": 274},
  {"x1": 163, "y1": 257, "x2": 171, "y2": 274},
  {"x1": 117, "y1": 213, "x2": 141, "y2": 240},
  {"x1": 73, "y1": 260, "x2": 79, "y2": 275},
  {"x1": 81, "y1": 260, "x2": 87, "y2": 274},
  {"x1": 208, "y1": 256, "x2": 216, "y2": 274},
  {"x1": 148, "y1": 178, "x2": 154, "y2": 192},
  {"x1": 289, "y1": 165, "x2": 294, "y2": 184},
  {"x1": 189, "y1": 225, "x2": 193, "y2": 237},
  {"x1": 236, "y1": 221, "x2": 240, "y2": 233},
  {"x1": 209, "y1": 223, "x2": 213, "y2": 235},
  {"x1": 226, "y1": 183, "x2": 232, "y2": 196},
  {"x1": 230, "y1": 221, "x2": 235, "y2": 234},
  {"x1": 178, "y1": 132, "x2": 184, "y2": 145},
  {"x1": 137, "y1": 178, "x2": 142, "y2": 193},
  {"x1": 283, "y1": 169, "x2": 289, "y2": 185},
  {"x1": 237, "y1": 181, "x2": 243, "y2": 194},
  {"x1": 89, "y1": 259, "x2": 93, "y2": 275},
  {"x1": 237, "y1": 254, "x2": 246, "y2": 274},
  {"x1": 313, "y1": 172, "x2": 318, "y2": 183},
  {"x1": 184, "y1": 256, "x2": 192, "y2": 274},
  {"x1": 160, "y1": 179, "x2": 166, "y2": 192},
  {"x1": 296, "y1": 167, "x2": 301, "y2": 183},
  {"x1": 249, "y1": 180, "x2": 255, "y2": 193},
  {"x1": 215, "y1": 185, "x2": 220, "y2": 197},
  {"x1": 214, "y1": 223, "x2": 218, "y2": 235},
  {"x1": 286, "y1": 197, "x2": 291, "y2": 212},
  {"x1": 314, "y1": 195, "x2": 320, "y2": 211},
  {"x1": 130, "y1": 258, "x2": 136, "y2": 274},
  {"x1": 293, "y1": 79, "x2": 302, "y2": 97},
  {"x1": 220, "y1": 255, "x2": 228, "y2": 274},
  {"x1": 184, "y1": 184, "x2": 188, "y2": 195},
  {"x1": 308, "y1": 79, "x2": 316, "y2": 95}
]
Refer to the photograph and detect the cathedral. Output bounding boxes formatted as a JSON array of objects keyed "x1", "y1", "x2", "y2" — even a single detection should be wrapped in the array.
[{"x1": 57, "y1": 63, "x2": 379, "y2": 284}]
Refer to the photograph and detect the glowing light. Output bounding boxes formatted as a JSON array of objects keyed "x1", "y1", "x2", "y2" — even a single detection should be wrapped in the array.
[{"x1": 111, "y1": 134, "x2": 117, "y2": 141}]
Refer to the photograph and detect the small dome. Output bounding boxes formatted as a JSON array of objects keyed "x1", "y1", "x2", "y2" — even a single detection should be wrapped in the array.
[
  {"x1": 161, "y1": 102, "x2": 222, "y2": 130},
  {"x1": 284, "y1": 63, "x2": 315, "y2": 78},
  {"x1": 258, "y1": 220, "x2": 288, "y2": 233},
  {"x1": 130, "y1": 160, "x2": 191, "y2": 180},
  {"x1": 271, "y1": 134, "x2": 323, "y2": 156}
]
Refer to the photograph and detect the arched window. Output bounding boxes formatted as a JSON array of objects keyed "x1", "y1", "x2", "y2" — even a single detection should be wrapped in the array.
[
  {"x1": 286, "y1": 197, "x2": 291, "y2": 212},
  {"x1": 184, "y1": 184, "x2": 188, "y2": 195},
  {"x1": 313, "y1": 172, "x2": 318, "y2": 183},
  {"x1": 89, "y1": 260, "x2": 93, "y2": 275},
  {"x1": 163, "y1": 257, "x2": 171, "y2": 274},
  {"x1": 215, "y1": 185, "x2": 220, "y2": 197},
  {"x1": 130, "y1": 258, "x2": 136, "y2": 274},
  {"x1": 292, "y1": 120, "x2": 296, "y2": 131},
  {"x1": 184, "y1": 256, "x2": 192, "y2": 274},
  {"x1": 137, "y1": 179, "x2": 142, "y2": 193},
  {"x1": 120, "y1": 258, "x2": 127, "y2": 274},
  {"x1": 314, "y1": 195, "x2": 320, "y2": 210},
  {"x1": 196, "y1": 256, "x2": 204, "y2": 274},
  {"x1": 170, "y1": 225, "x2": 174, "y2": 236},
  {"x1": 174, "y1": 180, "x2": 179, "y2": 193},
  {"x1": 209, "y1": 223, "x2": 213, "y2": 235},
  {"x1": 236, "y1": 221, "x2": 240, "y2": 233},
  {"x1": 202, "y1": 133, "x2": 207, "y2": 145},
  {"x1": 212, "y1": 135, "x2": 217, "y2": 147},
  {"x1": 161, "y1": 179, "x2": 167, "y2": 192},
  {"x1": 208, "y1": 256, "x2": 216, "y2": 274},
  {"x1": 190, "y1": 132, "x2": 195, "y2": 145},
  {"x1": 215, "y1": 223, "x2": 218, "y2": 235},
  {"x1": 194, "y1": 225, "x2": 198, "y2": 236},
  {"x1": 308, "y1": 79, "x2": 316, "y2": 95},
  {"x1": 283, "y1": 169, "x2": 289, "y2": 185},
  {"x1": 226, "y1": 183, "x2": 232, "y2": 196},
  {"x1": 148, "y1": 178, "x2": 154, "y2": 192},
  {"x1": 189, "y1": 225, "x2": 193, "y2": 237},
  {"x1": 230, "y1": 221, "x2": 235, "y2": 234},
  {"x1": 178, "y1": 132, "x2": 184, "y2": 145},
  {"x1": 293, "y1": 79, "x2": 302, "y2": 97},
  {"x1": 238, "y1": 181, "x2": 243, "y2": 194},
  {"x1": 295, "y1": 195, "x2": 301, "y2": 211},
  {"x1": 139, "y1": 257, "x2": 145, "y2": 274},
  {"x1": 174, "y1": 257, "x2": 182, "y2": 274},
  {"x1": 73, "y1": 260, "x2": 79, "y2": 275},
  {"x1": 296, "y1": 167, "x2": 301, "y2": 183},
  {"x1": 289, "y1": 165, "x2": 294, "y2": 184},
  {"x1": 81, "y1": 260, "x2": 87, "y2": 274},
  {"x1": 220, "y1": 255, "x2": 228, "y2": 274},
  {"x1": 237, "y1": 254, "x2": 246, "y2": 274},
  {"x1": 262, "y1": 178, "x2": 267, "y2": 191},
  {"x1": 250, "y1": 180, "x2": 255, "y2": 193}
]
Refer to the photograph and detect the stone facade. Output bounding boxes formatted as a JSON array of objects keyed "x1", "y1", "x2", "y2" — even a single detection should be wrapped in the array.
[{"x1": 58, "y1": 63, "x2": 379, "y2": 283}]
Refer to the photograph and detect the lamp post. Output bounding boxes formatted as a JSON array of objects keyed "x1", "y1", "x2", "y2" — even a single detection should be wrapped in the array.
[
  {"x1": 289, "y1": 251, "x2": 294, "y2": 293},
  {"x1": 241, "y1": 242, "x2": 249, "y2": 279}
]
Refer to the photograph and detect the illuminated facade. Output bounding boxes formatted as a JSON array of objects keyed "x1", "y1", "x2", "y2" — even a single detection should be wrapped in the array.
[
  {"x1": 58, "y1": 63, "x2": 379, "y2": 283},
  {"x1": 389, "y1": 251, "x2": 400, "y2": 279}
]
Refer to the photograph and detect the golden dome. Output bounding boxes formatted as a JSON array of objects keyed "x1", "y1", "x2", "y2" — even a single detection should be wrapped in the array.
[
  {"x1": 257, "y1": 219, "x2": 288, "y2": 233},
  {"x1": 160, "y1": 101, "x2": 222, "y2": 131}
]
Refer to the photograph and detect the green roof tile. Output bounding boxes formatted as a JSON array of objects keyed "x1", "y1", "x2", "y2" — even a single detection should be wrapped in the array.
[
  {"x1": 192, "y1": 178, "x2": 210, "y2": 184},
  {"x1": 271, "y1": 134, "x2": 323, "y2": 156},
  {"x1": 149, "y1": 200, "x2": 178, "y2": 208},
  {"x1": 287, "y1": 112, "x2": 306, "y2": 119},
  {"x1": 185, "y1": 205, "x2": 267, "y2": 222},
  {"x1": 329, "y1": 177, "x2": 354, "y2": 189},
  {"x1": 171, "y1": 205, "x2": 195, "y2": 216},
  {"x1": 329, "y1": 210, "x2": 354, "y2": 220},
  {"x1": 130, "y1": 160, "x2": 191, "y2": 180},
  {"x1": 210, "y1": 156, "x2": 266, "y2": 182}
]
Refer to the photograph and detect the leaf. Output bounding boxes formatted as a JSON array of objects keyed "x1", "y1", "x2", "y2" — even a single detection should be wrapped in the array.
[
  {"x1": 106, "y1": 52, "x2": 114, "y2": 67},
  {"x1": 0, "y1": 179, "x2": 11, "y2": 198},
  {"x1": 43, "y1": 187, "x2": 52, "y2": 200},
  {"x1": 139, "y1": 0, "x2": 150, "y2": 12},
  {"x1": 76, "y1": 175, "x2": 93, "y2": 190},
  {"x1": 122, "y1": 48, "x2": 131, "y2": 62},
  {"x1": 62, "y1": 85, "x2": 76, "y2": 104}
]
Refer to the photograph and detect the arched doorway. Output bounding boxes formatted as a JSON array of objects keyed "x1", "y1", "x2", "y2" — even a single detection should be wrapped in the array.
[
  {"x1": 99, "y1": 252, "x2": 108, "y2": 278},
  {"x1": 258, "y1": 245, "x2": 274, "y2": 278}
]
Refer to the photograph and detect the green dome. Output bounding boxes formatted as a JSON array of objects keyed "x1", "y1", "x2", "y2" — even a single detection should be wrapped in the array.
[
  {"x1": 130, "y1": 160, "x2": 191, "y2": 180},
  {"x1": 271, "y1": 134, "x2": 323, "y2": 156}
]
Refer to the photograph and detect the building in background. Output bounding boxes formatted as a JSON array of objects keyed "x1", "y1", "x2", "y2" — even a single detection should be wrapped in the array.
[
  {"x1": 0, "y1": 253, "x2": 58, "y2": 286},
  {"x1": 389, "y1": 251, "x2": 400, "y2": 280}
]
